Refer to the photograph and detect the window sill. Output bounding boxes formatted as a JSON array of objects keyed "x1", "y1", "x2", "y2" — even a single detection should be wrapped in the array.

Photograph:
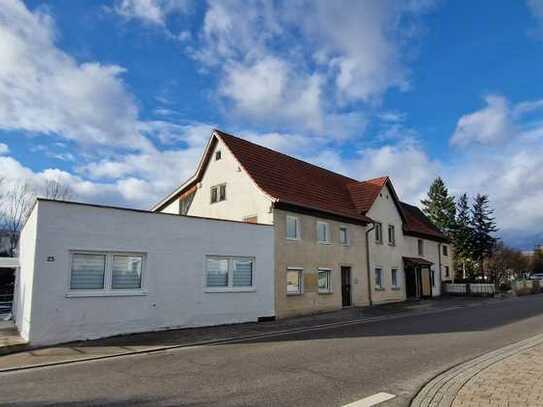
[
  {"x1": 66, "y1": 290, "x2": 147, "y2": 298},
  {"x1": 317, "y1": 241, "x2": 331, "y2": 245},
  {"x1": 286, "y1": 237, "x2": 300, "y2": 241},
  {"x1": 205, "y1": 288, "x2": 256, "y2": 293},
  {"x1": 287, "y1": 292, "x2": 303, "y2": 296},
  {"x1": 318, "y1": 290, "x2": 333, "y2": 295},
  {"x1": 374, "y1": 287, "x2": 385, "y2": 291},
  {"x1": 391, "y1": 287, "x2": 401, "y2": 291}
]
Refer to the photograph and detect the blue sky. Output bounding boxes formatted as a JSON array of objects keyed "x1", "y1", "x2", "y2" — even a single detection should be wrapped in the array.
[{"x1": 1, "y1": 0, "x2": 543, "y2": 249}]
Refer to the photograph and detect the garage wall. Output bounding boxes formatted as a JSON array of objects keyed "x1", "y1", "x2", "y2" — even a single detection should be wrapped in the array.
[{"x1": 19, "y1": 199, "x2": 274, "y2": 346}]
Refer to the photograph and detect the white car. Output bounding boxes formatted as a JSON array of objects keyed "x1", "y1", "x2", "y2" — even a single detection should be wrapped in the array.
[{"x1": 529, "y1": 273, "x2": 543, "y2": 281}]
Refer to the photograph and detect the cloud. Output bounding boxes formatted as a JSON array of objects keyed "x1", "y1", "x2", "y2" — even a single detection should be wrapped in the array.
[
  {"x1": 0, "y1": 143, "x2": 8, "y2": 155},
  {"x1": 114, "y1": 0, "x2": 192, "y2": 26}
]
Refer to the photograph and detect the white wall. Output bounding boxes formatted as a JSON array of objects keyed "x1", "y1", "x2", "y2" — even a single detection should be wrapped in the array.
[
  {"x1": 18, "y1": 200, "x2": 275, "y2": 346},
  {"x1": 161, "y1": 137, "x2": 274, "y2": 224},
  {"x1": 13, "y1": 203, "x2": 39, "y2": 341},
  {"x1": 404, "y1": 236, "x2": 442, "y2": 296},
  {"x1": 366, "y1": 184, "x2": 407, "y2": 304}
]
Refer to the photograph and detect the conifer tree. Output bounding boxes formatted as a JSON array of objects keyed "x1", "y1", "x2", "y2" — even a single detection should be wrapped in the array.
[
  {"x1": 470, "y1": 194, "x2": 498, "y2": 277},
  {"x1": 421, "y1": 177, "x2": 456, "y2": 235},
  {"x1": 453, "y1": 193, "x2": 474, "y2": 278}
]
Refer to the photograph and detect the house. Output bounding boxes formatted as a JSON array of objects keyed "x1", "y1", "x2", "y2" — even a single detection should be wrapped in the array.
[{"x1": 154, "y1": 129, "x2": 453, "y2": 317}]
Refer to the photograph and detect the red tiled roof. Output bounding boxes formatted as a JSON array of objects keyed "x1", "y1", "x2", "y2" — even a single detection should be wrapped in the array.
[
  {"x1": 347, "y1": 176, "x2": 388, "y2": 214},
  {"x1": 400, "y1": 202, "x2": 448, "y2": 242},
  {"x1": 216, "y1": 130, "x2": 372, "y2": 224}
]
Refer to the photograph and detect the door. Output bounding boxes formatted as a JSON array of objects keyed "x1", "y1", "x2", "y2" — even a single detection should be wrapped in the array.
[
  {"x1": 405, "y1": 267, "x2": 418, "y2": 298},
  {"x1": 341, "y1": 266, "x2": 352, "y2": 307},
  {"x1": 421, "y1": 267, "x2": 432, "y2": 297}
]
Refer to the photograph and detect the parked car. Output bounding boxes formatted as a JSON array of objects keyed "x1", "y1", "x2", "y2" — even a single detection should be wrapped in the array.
[{"x1": 529, "y1": 273, "x2": 543, "y2": 281}]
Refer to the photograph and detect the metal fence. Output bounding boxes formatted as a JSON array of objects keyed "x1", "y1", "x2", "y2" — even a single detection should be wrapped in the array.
[{"x1": 444, "y1": 283, "x2": 495, "y2": 297}]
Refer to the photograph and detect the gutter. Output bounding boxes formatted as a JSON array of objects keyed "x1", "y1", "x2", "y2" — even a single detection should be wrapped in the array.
[{"x1": 365, "y1": 222, "x2": 376, "y2": 306}]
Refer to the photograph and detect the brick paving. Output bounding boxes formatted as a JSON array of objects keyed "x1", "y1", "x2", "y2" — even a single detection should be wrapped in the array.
[{"x1": 452, "y1": 343, "x2": 543, "y2": 407}]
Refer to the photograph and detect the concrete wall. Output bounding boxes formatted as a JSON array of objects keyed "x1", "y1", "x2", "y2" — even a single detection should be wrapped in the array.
[
  {"x1": 366, "y1": 184, "x2": 407, "y2": 304},
  {"x1": 160, "y1": 138, "x2": 274, "y2": 225},
  {"x1": 273, "y1": 208, "x2": 368, "y2": 318},
  {"x1": 13, "y1": 203, "x2": 39, "y2": 341},
  {"x1": 17, "y1": 200, "x2": 274, "y2": 346}
]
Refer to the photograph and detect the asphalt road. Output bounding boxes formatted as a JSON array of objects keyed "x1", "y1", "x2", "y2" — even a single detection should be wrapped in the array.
[{"x1": 2, "y1": 295, "x2": 543, "y2": 407}]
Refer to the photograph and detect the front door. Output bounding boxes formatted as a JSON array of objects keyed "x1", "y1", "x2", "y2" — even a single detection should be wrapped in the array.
[{"x1": 341, "y1": 266, "x2": 352, "y2": 307}]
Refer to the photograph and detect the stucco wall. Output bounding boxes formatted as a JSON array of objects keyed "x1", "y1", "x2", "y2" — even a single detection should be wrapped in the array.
[
  {"x1": 366, "y1": 184, "x2": 407, "y2": 304},
  {"x1": 273, "y1": 208, "x2": 369, "y2": 318},
  {"x1": 18, "y1": 200, "x2": 275, "y2": 346},
  {"x1": 160, "y1": 138, "x2": 274, "y2": 224},
  {"x1": 13, "y1": 202, "x2": 39, "y2": 341}
]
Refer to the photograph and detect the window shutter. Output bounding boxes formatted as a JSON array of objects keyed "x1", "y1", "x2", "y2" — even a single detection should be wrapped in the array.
[{"x1": 70, "y1": 254, "x2": 106, "y2": 289}]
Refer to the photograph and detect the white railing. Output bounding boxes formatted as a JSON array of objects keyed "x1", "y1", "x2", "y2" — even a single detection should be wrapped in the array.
[{"x1": 444, "y1": 283, "x2": 495, "y2": 297}]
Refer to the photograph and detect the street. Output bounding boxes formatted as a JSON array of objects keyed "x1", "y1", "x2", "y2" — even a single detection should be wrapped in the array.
[{"x1": 2, "y1": 295, "x2": 543, "y2": 406}]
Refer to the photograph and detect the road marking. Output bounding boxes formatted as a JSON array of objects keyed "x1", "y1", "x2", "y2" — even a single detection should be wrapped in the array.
[{"x1": 343, "y1": 392, "x2": 396, "y2": 407}]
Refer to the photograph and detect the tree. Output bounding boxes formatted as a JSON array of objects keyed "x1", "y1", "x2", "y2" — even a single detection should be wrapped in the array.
[
  {"x1": 0, "y1": 183, "x2": 35, "y2": 256},
  {"x1": 44, "y1": 179, "x2": 73, "y2": 201},
  {"x1": 453, "y1": 193, "x2": 475, "y2": 279},
  {"x1": 470, "y1": 194, "x2": 498, "y2": 278},
  {"x1": 531, "y1": 246, "x2": 543, "y2": 274},
  {"x1": 421, "y1": 177, "x2": 456, "y2": 235},
  {"x1": 487, "y1": 242, "x2": 529, "y2": 287}
]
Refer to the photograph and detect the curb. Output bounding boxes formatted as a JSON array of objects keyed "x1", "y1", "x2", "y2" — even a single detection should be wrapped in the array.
[{"x1": 410, "y1": 332, "x2": 543, "y2": 407}]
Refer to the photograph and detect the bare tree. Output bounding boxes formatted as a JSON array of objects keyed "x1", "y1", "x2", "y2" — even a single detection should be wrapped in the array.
[
  {"x1": 0, "y1": 183, "x2": 35, "y2": 257},
  {"x1": 44, "y1": 179, "x2": 73, "y2": 201}
]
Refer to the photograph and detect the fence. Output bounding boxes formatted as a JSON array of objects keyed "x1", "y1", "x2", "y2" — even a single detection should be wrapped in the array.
[{"x1": 444, "y1": 283, "x2": 495, "y2": 297}]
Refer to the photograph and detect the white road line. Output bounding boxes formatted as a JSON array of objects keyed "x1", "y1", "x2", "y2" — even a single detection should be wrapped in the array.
[{"x1": 342, "y1": 392, "x2": 396, "y2": 407}]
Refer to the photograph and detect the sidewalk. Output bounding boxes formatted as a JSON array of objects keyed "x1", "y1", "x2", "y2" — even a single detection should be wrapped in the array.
[
  {"x1": 0, "y1": 296, "x2": 506, "y2": 373},
  {"x1": 412, "y1": 331, "x2": 543, "y2": 407}
]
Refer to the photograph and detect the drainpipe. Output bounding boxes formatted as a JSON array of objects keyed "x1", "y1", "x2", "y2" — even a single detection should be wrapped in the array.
[
  {"x1": 438, "y1": 242, "x2": 442, "y2": 294},
  {"x1": 365, "y1": 222, "x2": 376, "y2": 306}
]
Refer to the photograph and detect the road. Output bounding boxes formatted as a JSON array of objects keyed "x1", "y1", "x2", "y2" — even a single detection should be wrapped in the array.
[{"x1": 2, "y1": 295, "x2": 543, "y2": 406}]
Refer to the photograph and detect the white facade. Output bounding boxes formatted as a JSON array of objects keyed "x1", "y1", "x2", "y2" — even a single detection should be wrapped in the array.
[{"x1": 14, "y1": 200, "x2": 274, "y2": 346}]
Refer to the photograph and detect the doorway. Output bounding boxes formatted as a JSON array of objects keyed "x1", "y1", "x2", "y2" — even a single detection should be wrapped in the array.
[
  {"x1": 341, "y1": 266, "x2": 352, "y2": 307},
  {"x1": 405, "y1": 265, "x2": 432, "y2": 299}
]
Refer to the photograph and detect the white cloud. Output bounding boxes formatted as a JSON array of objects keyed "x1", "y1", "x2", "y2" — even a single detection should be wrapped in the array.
[
  {"x1": 528, "y1": 0, "x2": 543, "y2": 21},
  {"x1": 115, "y1": 0, "x2": 192, "y2": 26},
  {"x1": 0, "y1": 143, "x2": 8, "y2": 155},
  {"x1": 450, "y1": 95, "x2": 516, "y2": 146},
  {"x1": 0, "y1": 0, "x2": 152, "y2": 150}
]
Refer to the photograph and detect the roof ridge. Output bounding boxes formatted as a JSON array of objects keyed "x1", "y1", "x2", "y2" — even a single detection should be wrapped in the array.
[{"x1": 214, "y1": 128, "x2": 359, "y2": 183}]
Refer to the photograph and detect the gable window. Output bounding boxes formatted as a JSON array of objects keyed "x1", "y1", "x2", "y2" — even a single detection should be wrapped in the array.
[
  {"x1": 318, "y1": 268, "x2": 332, "y2": 293},
  {"x1": 210, "y1": 184, "x2": 227, "y2": 204},
  {"x1": 442, "y1": 245, "x2": 448, "y2": 256},
  {"x1": 316, "y1": 221, "x2": 330, "y2": 243},
  {"x1": 286, "y1": 215, "x2": 300, "y2": 240},
  {"x1": 418, "y1": 239, "x2": 424, "y2": 256},
  {"x1": 339, "y1": 226, "x2": 349, "y2": 245},
  {"x1": 391, "y1": 268, "x2": 399, "y2": 289},
  {"x1": 69, "y1": 252, "x2": 144, "y2": 293},
  {"x1": 375, "y1": 267, "x2": 384, "y2": 290},
  {"x1": 375, "y1": 222, "x2": 383, "y2": 244},
  {"x1": 215, "y1": 150, "x2": 222, "y2": 160},
  {"x1": 287, "y1": 267, "x2": 303, "y2": 295},
  {"x1": 388, "y1": 225, "x2": 395, "y2": 246},
  {"x1": 206, "y1": 256, "x2": 254, "y2": 290}
]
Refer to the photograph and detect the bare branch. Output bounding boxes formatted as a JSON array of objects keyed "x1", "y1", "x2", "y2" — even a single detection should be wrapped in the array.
[{"x1": 44, "y1": 179, "x2": 73, "y2": 201}]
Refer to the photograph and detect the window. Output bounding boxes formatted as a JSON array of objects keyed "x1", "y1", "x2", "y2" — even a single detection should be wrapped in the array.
[
  {"x1": 442, "y1": 245, "x2": 448, "y2": 256},
  {"x1": 318, "y1": 268, "x2": 332, "y2": 293},
  {"x1": 418, "y1": 239, "x2": 424, "y2": 256},
  {"x1": 210, "y1": 184, "x2": 226, "y2": 204},
  {"x1": 375, "y1": 223, "x2": 383, "y2": 244},
  {"x1": 286, "y1": 215, "x2": 300, "y2": 240},
  {"x1": 69, "y1": 252, "x2": 144, "y2": 293},
  {"x1": 391, "y1": 268, "x2": 399, "y2": 289},
  {"x1": 388, "y1": 225, "x2": 395, "y2": 246},
  {"x1": 445, "y1": 265, "x2": 450, "y2": 278},
  {"x1": 375, "y1": 267, "x2": 383, "y2": 289},
  {"x1": 206, "y1": 256, "x2": 254, "y2": 290},
  {"x1": 317, "y1": 221, "x2": 330, "y2": 243},
  {"x1": 215, "y1": 150, "x2": 222, "y2": 160},
  {"x1": 339, "y1": 226, "x2": 349, "y2": 245},
  {"x1": 287, "y1": 268, "x2": 303, "y2": 295},
  {"x1": 179, "y1": 191, "x2": 195, "y2": 215}
]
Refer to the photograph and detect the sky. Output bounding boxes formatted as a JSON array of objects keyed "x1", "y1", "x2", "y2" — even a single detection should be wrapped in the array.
[{"x1": 1, "y1": 0, "x2": 543, "y2": 249}]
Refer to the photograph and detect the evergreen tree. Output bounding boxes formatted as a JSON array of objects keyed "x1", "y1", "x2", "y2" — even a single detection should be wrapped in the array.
[
  {"x1": 421, "y1": 177, "x2": 456, "y2": 235},
  {"x1": 531, "y1": 246, "x2": 543, "y2": 274},
  {"x1": 470, "y1": 194, "x2": 498, "y2": 278},
  {"x1": 453, "y1": 193, "x2": 474, "y2": 278}
]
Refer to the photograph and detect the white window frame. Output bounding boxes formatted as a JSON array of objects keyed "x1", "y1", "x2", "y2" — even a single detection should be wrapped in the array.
[
  {"x1": 388, "y1": 225, "x2": 395, "y2": 246},
  {"x1": 210, "y1": 183, "x2": 227, "y2": 204},
  {"x1": 205, "y1": 255, "x2": 256, "y2": 293},
  {"x1": 391, "y1": 268, "x2": 400, "y2": 289},
  {"x1": 339, "y1": 226, "x2": 349, "y2": 246},
  {"x1": 374, "y1": 267, "x2": 384, "y2": 290},
  {"x1": 317, "y1": 267, "x2": 333, "y2": 294},
  {"x1": 286, "y1": 267, "x2": 304, "y2": 296},
  {"x1": 215, "y1": 150, "x2": 222, "y2": 161},
  {"x1": 316, "y1": 221, "x2": 330, "y2": 244},
  {"x1": 286, "y1": 215, "x2": 301, "y2": 240},
  {"x1": 375, "y1": 222, "x2": 383, "y2": 244},
  {"x1": 66, "y1": 250, "x2": 146, "y2": 298}
]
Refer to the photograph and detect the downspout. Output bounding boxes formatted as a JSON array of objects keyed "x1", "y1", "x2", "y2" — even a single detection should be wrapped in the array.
[
  {"x1": 365, "y1": 222, "x2": 376, "y2": 307},
  {"x1": 438, "y1": 242, "x2": 442, "y2": 295}
]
